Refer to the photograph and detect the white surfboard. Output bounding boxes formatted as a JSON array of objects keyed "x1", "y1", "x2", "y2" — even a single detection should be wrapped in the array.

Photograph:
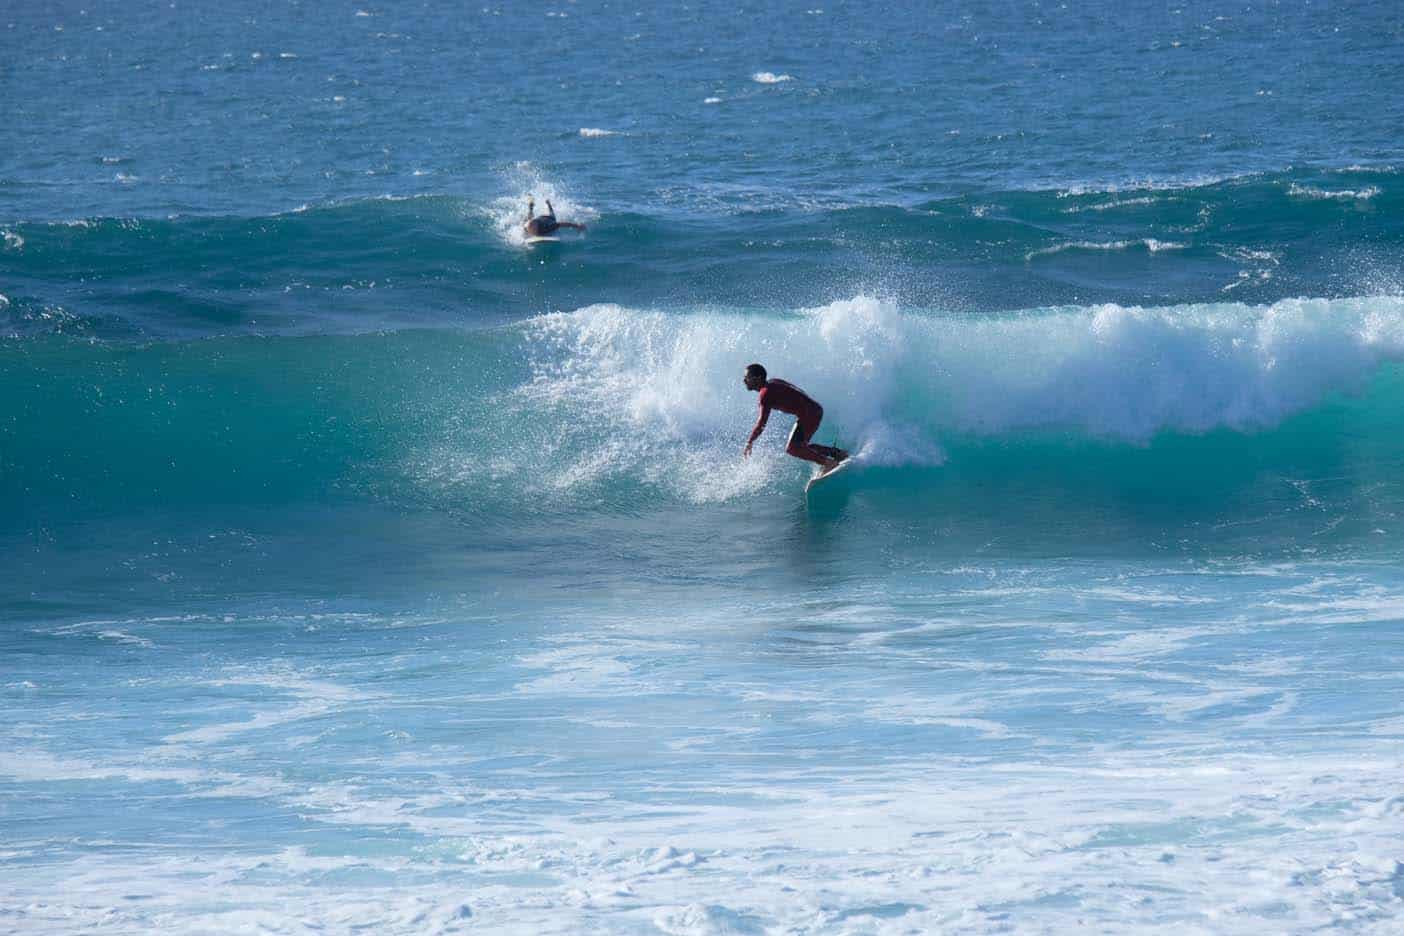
[
  {"x1": 805, "y1": 457, "x2": 854, "y2": 494},
  {"x1": 524, "y1": 235, "x2": 561, "y2": 245}
]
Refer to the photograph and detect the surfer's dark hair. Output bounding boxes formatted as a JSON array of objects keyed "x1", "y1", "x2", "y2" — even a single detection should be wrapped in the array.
[{"x1": 745, "y1": 363, "x2": 766, "y2": 380}]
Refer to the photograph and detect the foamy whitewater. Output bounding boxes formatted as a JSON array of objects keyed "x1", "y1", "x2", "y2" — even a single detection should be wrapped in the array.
[{"x1": 4, "y1": 2, "x2": 1404, "y2": 934}]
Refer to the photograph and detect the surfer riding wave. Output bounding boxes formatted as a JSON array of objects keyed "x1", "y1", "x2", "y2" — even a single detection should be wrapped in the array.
[{"x1": 742, "y1": 363, "x2": 849, "y2": 474}]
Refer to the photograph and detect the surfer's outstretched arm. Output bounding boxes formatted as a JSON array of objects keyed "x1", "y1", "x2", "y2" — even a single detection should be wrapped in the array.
[
  {"x1": 526, "y1": 199, "x2": 534, "y2": 223},
  {"x1": 545, "y1": 199, "x2": 557, "y2": 219},
  {"x1": 743, "y1": 405, "x2": 771, "y2": 458}
]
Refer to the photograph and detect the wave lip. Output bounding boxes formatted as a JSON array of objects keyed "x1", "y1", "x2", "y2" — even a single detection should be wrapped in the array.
[
  {"x1": 1287, "y1": 183, "x2": 1381, "y2": 201},
  {"x1": 1025, "y1": 239, "x2": 1188, "y2": 261}
]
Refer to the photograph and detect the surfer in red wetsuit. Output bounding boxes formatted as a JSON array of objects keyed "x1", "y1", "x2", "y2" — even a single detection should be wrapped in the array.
[{"x1": 742, "y1": 363, "x2": 849, "y2": 472}]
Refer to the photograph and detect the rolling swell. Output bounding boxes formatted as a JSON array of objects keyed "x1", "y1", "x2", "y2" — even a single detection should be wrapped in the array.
[
  {"x1": 2, "y1": 168, "x2": 1400, "y2": 340},
  {"x1": 5, "y1": 295, "x2": 1403, "y2": 546}
]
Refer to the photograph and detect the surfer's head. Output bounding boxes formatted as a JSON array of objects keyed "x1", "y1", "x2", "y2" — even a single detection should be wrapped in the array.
[{"x1": 743, "y1": 363, "x2": 767, "y2": 391}]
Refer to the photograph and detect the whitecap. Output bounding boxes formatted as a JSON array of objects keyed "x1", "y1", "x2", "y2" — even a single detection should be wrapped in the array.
[
  {"x1": 1287, "y1": 183, "x2": 1380, "y2": 201},
  {"x1": 97, "y1": 630, "x2": 155, "y2": 648},
  {"x1": 751, "y1": 71, "x2": 793, "y2": 84},
  {"x1": 578, "y1": 127, "x2": 619, "y2": 138},
  {"x1": 1025, "y1": 239, "x2": 1186, "y2": 261},
  {"x1": 1061, "y1": 195, "x2": 1159, "y2": 213},
  {"x1": 514, "y1": 293, "x2": 1404, "y2": 467},
  {"x1": 1053, "y1": 172, "x2": 1245, "y2": 196}
]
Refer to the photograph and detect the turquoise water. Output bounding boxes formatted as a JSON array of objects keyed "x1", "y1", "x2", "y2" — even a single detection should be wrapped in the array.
[{"x1": 4, "y1": 3, "x2": 1404, "y2": 933}]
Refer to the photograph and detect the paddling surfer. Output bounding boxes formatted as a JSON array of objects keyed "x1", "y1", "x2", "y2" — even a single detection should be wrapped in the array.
[
  {"x1": 524, "y1": 198, "x2": 586, "y2": 236},
  {"x1": 742, "y1": 363, "x2": 848, "y2": 472}
]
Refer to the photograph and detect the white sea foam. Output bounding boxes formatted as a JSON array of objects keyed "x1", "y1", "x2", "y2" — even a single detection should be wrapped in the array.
[
  {"x1": 1287, "y1": 183, "x2": 1381, "y2": 201},
  {"x1": 751, "y1": 71, "x2": 793, "y2": 83},
  {"x1": 1061, "y1": 195, "x2": 1159, "y2": 213},
  {"x1": 96, "y1": 629, "x2": 155, "y2": 648},
  {"x1": 1026, "y1": 238, "x2": 1187, "y2": 260},
  {"x1": 5, "y1": 750, "x2": 1401, "y2": 933},
  {"x1": 2, "y1": 230, "x2": 22, "y2": 250},
  {"x1": 1052, "y1": 172, "x2": 1243, "y2": 196},
  {"x1": 1219, "y1": 247, "x2": 1280, "y2": 265},
  {"x1": 160, "y1": 667, "x2": 369, "y2": 747},
  {"x1": 1220, "y1": 268, "x2": 1275, "y2": 293},
  {"x1": 704, "y1": 96, "x2": 722, "y2": 104},
  {"x1": 7, "y1": 561, "x2": 1402, "y2": 933},
  {"x1": 578, "y1": 127, "x2": 619, "y2": 138}
]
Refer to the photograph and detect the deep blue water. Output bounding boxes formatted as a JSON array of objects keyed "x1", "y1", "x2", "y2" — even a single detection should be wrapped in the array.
[{"x1": 3, "y1": 2, "x2": 1404, "y2": 933}]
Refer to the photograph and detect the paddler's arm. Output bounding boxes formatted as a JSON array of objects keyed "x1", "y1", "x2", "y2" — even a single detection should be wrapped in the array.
[{"x1": 743, "y1": 404, "x2": 770, "y2": 458}]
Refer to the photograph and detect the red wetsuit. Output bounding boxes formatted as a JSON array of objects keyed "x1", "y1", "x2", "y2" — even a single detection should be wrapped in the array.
[{"x1": 752, "y1": 378, "x2": 823, "y2": 443}]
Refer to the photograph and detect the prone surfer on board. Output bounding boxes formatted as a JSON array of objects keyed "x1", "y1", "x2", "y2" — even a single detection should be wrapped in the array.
[
  {"x1": 524, "y1": 198, "x2": 586, "y2": 236},
  {"x1": 742, "y1": 363, "x2": 849, "y2": 474}
]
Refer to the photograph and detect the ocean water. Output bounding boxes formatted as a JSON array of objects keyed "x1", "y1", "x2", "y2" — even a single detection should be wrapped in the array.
[{"x1": 3, "y1": 1, "x2": 1404, "y2": 932}]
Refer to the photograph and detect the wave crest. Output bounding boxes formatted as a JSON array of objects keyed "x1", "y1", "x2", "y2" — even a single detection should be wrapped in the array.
[{"x1": 521, "y1": 295, "x2": 1404, "y2": 460}]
